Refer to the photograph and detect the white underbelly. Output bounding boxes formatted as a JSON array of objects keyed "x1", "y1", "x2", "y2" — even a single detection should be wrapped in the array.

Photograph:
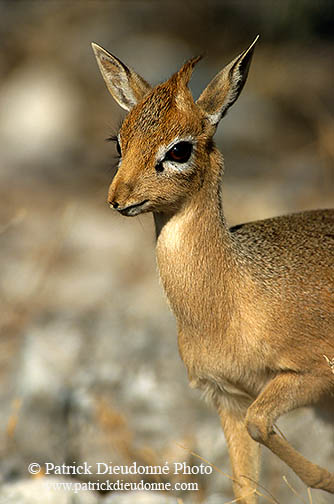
[{"x1": 189, "y1": 375, "x2": 255, "y2": 416}]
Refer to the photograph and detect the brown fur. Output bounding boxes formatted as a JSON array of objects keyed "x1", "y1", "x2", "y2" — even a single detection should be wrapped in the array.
[{"x1": 92, "y1": 39, "x2": 334, "y2": 503}]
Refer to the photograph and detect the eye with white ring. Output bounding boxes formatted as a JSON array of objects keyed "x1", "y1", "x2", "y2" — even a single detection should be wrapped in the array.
[
  {"x1": 107, "y1": 134, "x2": 122, "y2": 158},
  {"x1": 155, "y1": 140, "x2": 194, "y2": 173},
  {"x1": 165, "y1": 141, "x2": 192, "y2": 163},
  {"x1": 115, "y1": 138, "x2": 121, "y2": 157}
]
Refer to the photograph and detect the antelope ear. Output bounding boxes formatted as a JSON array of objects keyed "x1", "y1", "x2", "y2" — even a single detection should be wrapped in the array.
[
  {"x1": 91, "y1": 43, "x2": 151, "y2": 111},
  {"x1": 196, "y1": 36, "x2": 259, "y2": 126}
]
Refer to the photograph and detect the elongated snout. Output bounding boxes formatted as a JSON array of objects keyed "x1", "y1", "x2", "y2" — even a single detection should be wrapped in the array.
[
  {"x1": 107, "y1": 184, "x2": 118, "y2": 209},
  {"x1": 107, "y1": 176, "x2": 134, "y2": 209},
  {"x1": 107, "y1": 174, "x2": 149, "y2": 216}
]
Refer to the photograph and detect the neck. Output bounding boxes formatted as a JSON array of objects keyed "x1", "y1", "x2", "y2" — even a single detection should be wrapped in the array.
[
  {"x1": 154, "y1": 149, "x2": 227, "y2": 237},
  {"x1": 154, "y1": 150, "x2": 239, "y2": 330}
]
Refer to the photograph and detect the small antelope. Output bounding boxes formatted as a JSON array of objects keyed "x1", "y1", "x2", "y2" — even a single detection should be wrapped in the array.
[{"x1": 92, "y1": 38, "x2": 334, "y2": 503}]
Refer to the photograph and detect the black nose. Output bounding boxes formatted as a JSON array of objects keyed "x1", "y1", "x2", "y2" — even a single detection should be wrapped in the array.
[{"x1": 112, "y1": 201, "x2": 119, "y2": 209}]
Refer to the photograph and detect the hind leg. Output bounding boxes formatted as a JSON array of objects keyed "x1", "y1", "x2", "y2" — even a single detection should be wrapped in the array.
[{"x1": 245, "y1": 372, "x2": 334, "y2": 493}]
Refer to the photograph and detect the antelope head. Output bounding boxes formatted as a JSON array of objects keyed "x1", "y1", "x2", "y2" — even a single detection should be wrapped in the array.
[{"x1": 92, "y1": 37, "x2": 258, "y2": 216}]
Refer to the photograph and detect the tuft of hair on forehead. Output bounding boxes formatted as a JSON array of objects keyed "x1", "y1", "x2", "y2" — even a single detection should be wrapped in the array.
[
  {"x1": 170, "y1": 55, "x2": 202, "y2": 89},
  {"x1": 120, "y1": 55, "x2": 204, "y2": 137}
]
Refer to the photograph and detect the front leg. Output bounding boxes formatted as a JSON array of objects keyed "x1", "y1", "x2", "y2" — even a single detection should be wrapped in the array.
[
  {"x1": 245, "y1": 372, "x2": 334, "y2": 493},
  {"x1": 220, "y1": 408, "x2": 260, "y2": 504}
]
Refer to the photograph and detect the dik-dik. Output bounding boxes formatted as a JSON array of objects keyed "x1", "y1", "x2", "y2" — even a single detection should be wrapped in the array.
[{"x1": 92, "y1": 38, "x2": 334, "y2": 503}]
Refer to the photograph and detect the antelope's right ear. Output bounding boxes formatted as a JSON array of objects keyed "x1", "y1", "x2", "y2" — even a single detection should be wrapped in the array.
[
  {"x1": 91, "y1": 43, "x2": 151, "y2": 111},
  {"x1": 196, "y1": 36, "x2": 259, "y2": 127}
]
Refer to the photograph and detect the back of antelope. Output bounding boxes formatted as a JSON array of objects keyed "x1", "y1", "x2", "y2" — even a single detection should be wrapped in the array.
[{"x1": 92, "y1": 38, "x2": 334, "y2": 503}]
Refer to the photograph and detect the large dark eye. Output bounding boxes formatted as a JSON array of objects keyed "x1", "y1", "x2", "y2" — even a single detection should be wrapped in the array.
[
  {"x1": 116, "y1": 139, "x2": 122, "y2": 157},
  {"x1": 166, "y1": 141, "x2": 193, "y2": 163},
  {"x1": 106, "y1": 135, "x2": 122, "y2": 158}
]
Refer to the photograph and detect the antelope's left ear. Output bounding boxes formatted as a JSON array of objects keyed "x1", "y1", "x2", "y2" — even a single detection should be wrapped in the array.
[
  {"x1": 91, "y1": 43, "x2": 151, "y2": 111},
  {"x1": 196, "y1": 36, "x2": 259, "y2": 127}
]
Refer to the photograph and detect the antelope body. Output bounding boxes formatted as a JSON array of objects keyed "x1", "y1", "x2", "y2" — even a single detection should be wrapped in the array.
[{"x1": 92, "y1": 39, "x2": 334, "y2": 503}]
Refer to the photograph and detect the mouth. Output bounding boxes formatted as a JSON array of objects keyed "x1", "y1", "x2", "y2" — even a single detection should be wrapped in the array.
[{"x1": 117, "y1": 200, "x2": 149, "y2": 216}]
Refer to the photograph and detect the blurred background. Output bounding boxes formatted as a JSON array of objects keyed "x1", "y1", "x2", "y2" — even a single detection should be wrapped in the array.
[{"x1": 0, "y1": 1, "x2": 333, "y2": 503}]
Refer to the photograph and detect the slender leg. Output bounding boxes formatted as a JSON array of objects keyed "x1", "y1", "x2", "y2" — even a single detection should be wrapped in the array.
[
  {"x1": 245, "y1": 372, "x2": 334, "y2": 493},
  {"x1": 220, "y1": 408, "x2": 260, "y2": 504}
]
